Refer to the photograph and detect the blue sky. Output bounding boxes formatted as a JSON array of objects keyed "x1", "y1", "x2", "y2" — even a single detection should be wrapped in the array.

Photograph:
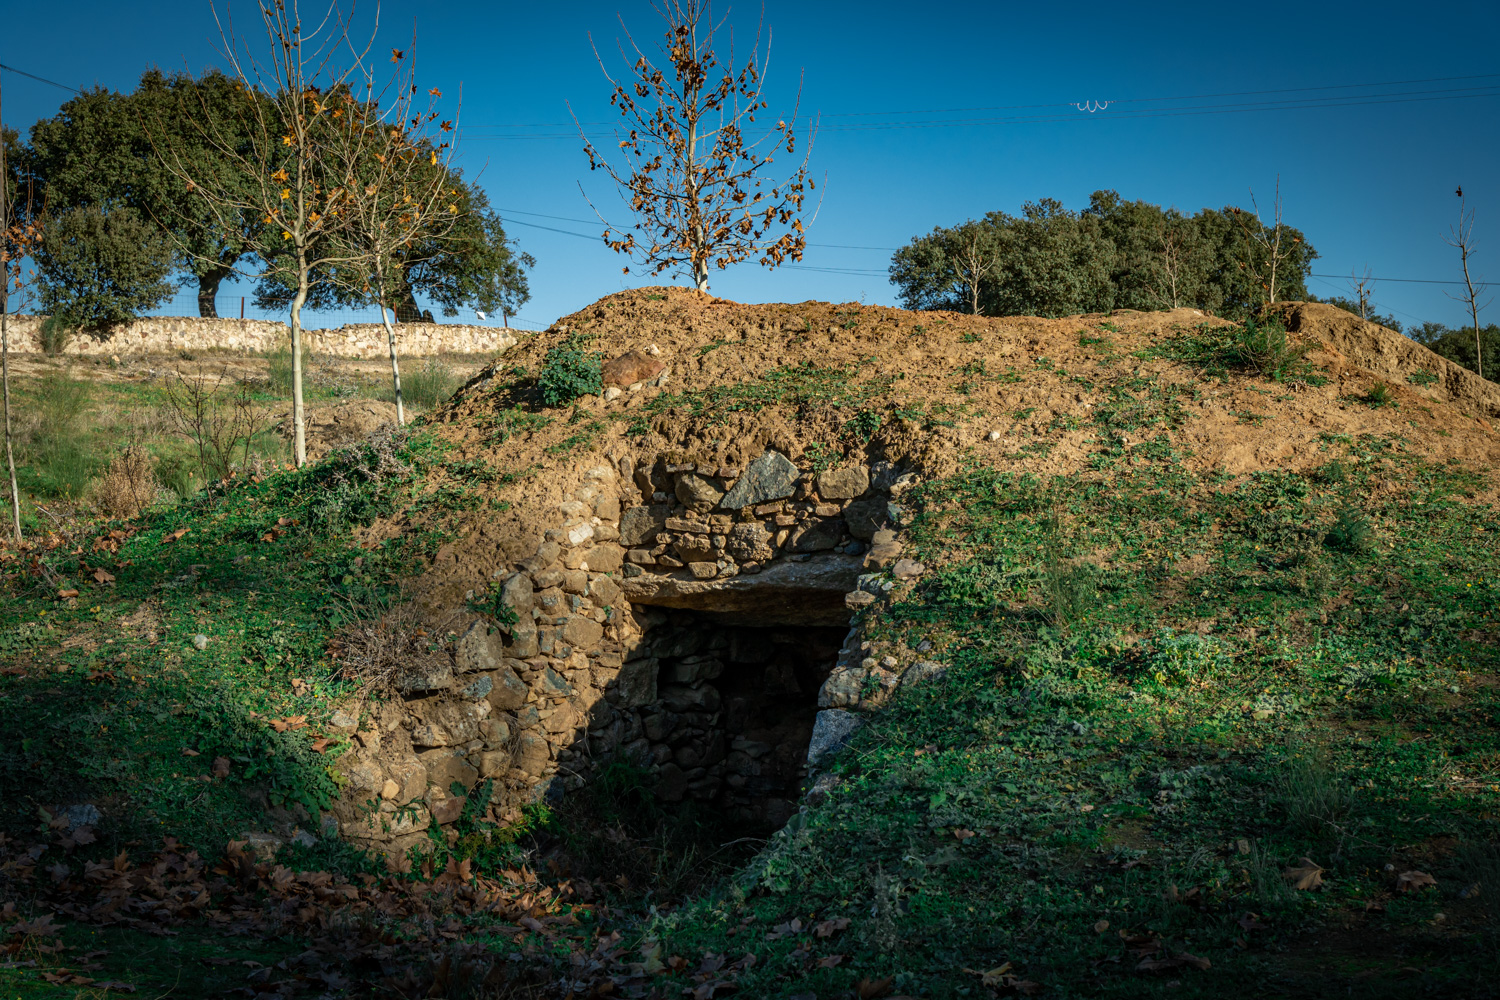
[{"x1": 3, "y1": 0, "x2": 1497, "y2": 332}]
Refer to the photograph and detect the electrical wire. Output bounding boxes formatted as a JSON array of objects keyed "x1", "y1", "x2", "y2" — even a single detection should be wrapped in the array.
[
  {"x1": 457, "y1": 72, "x2": 1500, "y2": 131},
  {"x1": 459, "y1": 79, "x2": 1500, "y2": 140},
  {"x1": 0, "y1": 62, "x2": 82, "y2": 95}
]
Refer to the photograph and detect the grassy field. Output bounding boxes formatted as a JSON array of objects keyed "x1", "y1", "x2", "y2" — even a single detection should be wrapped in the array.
[
  {"x1": 2, "y1": 316, "x2": 1499, "y2": 998},
  {"x1": 0, "y1": 349, "x2": 470, "y2": 532}
]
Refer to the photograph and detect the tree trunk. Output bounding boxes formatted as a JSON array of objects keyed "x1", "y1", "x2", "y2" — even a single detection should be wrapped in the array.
[
  {"x1": 197, "y1": 265, "x2": 234, "y2": 319},
  {"x1": 290, "y1": 264, "x2": 308, "y2": 468},
  {"x1": 1, "y1": 292, "x2": 18, "y2": 542},
  {"x1": 376, "y1": 261, "x2": 405, "y2": 425},
  {"x1": 394, "y1": 281, "x2": 422, "y2": 323},
  {"x1": 693, "y1": 257, "x2": 709, "y2": 293},
  {"x1": 0, "y1": 75, "x2": 19, "y2": 542}
]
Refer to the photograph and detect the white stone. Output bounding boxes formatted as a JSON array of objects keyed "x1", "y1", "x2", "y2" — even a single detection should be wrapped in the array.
[
  {"x1": 988, "y1": 430, "x2": 1002, "y2": 441},
  {"x1": 566, "y1": 523, "x2": 596, "y2": 546},
  {"x1": 604, "y1": 387, "x2": 622, "y2": 401}
]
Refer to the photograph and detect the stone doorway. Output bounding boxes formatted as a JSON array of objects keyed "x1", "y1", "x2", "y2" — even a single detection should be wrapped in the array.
[{"x1": 573, "y1": 609, "x2": 846, "y2": 831}]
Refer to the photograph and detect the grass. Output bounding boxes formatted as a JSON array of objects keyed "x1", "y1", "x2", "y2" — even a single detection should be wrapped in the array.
[
  {"x1": 614, "y1": 442, "x2": 1500, "y2": 997},
  {"x1": 1153, "y1": 318, "x2": 1327, "y2": 387},
  {"x1": 392, "y1": 355, "x2": 462, "y2": 408},
  {"x1": 6, "y1": 374, "x2": 288, "y2": 528},
  {"x1": 5, "y1": 322, "x2": 1500, "y2": 997}
]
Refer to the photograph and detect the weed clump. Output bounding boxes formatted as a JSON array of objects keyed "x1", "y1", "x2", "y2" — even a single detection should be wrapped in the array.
[
  {"x1": 1156, "y1": 317, "x2": 1324, "y2": 385},
  {"x1": 91, "y1": 445, "x2": 159, "y2": 519},
  {"x1": 537, "y1": 333, "x2": 603, "y2": 406},
  {"x1": 1323, "y1": 501, "x2": 1374, "y2": 554},
  {"x1": 396, "y1": 356, "x2": 461, "y2": 409}
]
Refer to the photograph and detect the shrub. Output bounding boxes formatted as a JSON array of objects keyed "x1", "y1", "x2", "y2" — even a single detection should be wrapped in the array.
[
  {"x1": 537, "y1": 333, "x2": 603, "y2": 406},
  {"x1": 1160, "y1": 318, "x2": 1323, "y2": 386},
  {"x1": 397, "y1": 356, "x2": 461, "y2": 409},
  {"x1": 19, "y1": 374, "x2": 98, "y2": 497},
  {"x1": 91, "y1": 445, "x2": 159, "y2": 518},
  {"x1": 1363, "y1": 381, "x2": 1396, "y2": 408},
  {"x1": 34, "y1": 204, "x2": 176, "y2": 329},
  {"x1": 37, "y1": 316, "x2": 73, "y2": 357},
  {"x1": 1227, "y1": 317, "x2": 1313, "y2": 381},
  {"x1": 1323, "y1": 502, "x2": 1374, "y2": 554}
]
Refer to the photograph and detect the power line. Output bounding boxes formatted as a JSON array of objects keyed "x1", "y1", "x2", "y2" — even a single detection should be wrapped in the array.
[
  {"x1": 0, "y1": 62, "x2": 82, "y2": 95},
  {"x1": 1307, "y1": 272, "x2": 1484, "y2": 286},
  {"x1": 457, "y1": 72, "x2": 1500, "y2": 131},
  {"x1": 459, "y1": 78, "x2": 1500, "y2": 140},
  {"x1": 496, "y1": 206, "x2": 898, "y2": 251}
]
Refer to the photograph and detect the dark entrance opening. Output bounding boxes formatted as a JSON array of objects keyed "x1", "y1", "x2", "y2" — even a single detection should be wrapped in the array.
[{"x1": 630, "y1": 609, "x2": 846, "y2": 829}]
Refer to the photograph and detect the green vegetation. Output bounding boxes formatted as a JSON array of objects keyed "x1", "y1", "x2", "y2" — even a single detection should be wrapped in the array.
[
  {"x1": 33, "y1": 204, "x2": 176, "y2": 328},
  {"x1": 649, "y1": 441, "x2": 1499, "y2": 997},
  {"x1": 648, "y1": 358, "x2": 895, "y2": 423},
  {"x1": 1151, "y1": 317, "x2": 1326, "y2": 386},
  {"x1": 891, "y1": 189, "x2": 1318, "y2": 319},
  {"x1": 537, "y1": 332, "x2": 604, "y2": 406},
  {"x1": 389, "y1": 355, "x2": 462, "y2": 409}
]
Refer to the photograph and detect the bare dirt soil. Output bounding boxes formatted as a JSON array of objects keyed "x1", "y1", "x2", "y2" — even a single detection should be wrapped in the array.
[{"x1": 397, "y1": 288, "x2": 1500, "y2": 609}]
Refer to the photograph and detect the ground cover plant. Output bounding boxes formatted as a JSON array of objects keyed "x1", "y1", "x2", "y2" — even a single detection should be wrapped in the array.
[{"x1": 2, "y1": 290, "x2": 1499, "y2": 998}]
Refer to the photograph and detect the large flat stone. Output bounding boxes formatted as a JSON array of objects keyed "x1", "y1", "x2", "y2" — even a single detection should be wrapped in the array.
[
  {"x1": 621, "y1": 553, "x2": 862, "y2": 626},
  {"x1": 720, "y1": 451, "x2": 798, "y2": 510}
]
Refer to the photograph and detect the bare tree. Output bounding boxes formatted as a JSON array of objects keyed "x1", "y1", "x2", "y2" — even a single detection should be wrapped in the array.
[
  {"x1": 1348, "y1": 265, "x2": 1374, "y2": 320},
  {"x1": 318, "y1": 36, "x2": 464, "y2": 425},
  {"x1": 1443, "y1": 186, "x2": 1491, "y2": 381},
  {"x1": 163, "y1": 366, "x2": 267, "y2": 482},
  {"x1": 1, "y1": 82, "x2": 47, "y2": 541},
  {"x1": 949, "y1": 220, "x2": 994, "y2": 315},
  {"x1": 1153, "y1": 219, "x2": 1186, "y2": 309},
  {"x1": 153, "y1": 0, "x2": 382, "y2": 466},
  {"x1": 1233, "y1": 176, "x2": 1300, "y2": 308},
  {"x1": 574, "y1": 0, "x2": 818, "y2": 293}
]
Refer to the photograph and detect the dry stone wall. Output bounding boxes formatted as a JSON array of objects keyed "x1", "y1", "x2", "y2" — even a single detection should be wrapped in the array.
[
  {"x1": 320, "y1": 448, "x2": 936, "y2": 865},
  {"x1": 3, "y1": 314, "x2": 517, "y2": 358}
]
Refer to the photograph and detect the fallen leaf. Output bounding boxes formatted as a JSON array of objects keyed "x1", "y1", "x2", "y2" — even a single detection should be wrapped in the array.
[
  {"x1": 181, "y1": 748, "x2": 200, "y2": 757},
  {"x1": 816, "y1": 954, "x2": 844, "y2": 969},
  {"x1": 1283, "y1": 857, "x2": 1325, "y2": 890},
  {"x1": 1396, "y1": 870, "x2": 1437, "y2": 892},
  {"x1": 813, "y1": 917, "x2": 849, "y2": 938},
  {"x1": 211, "y1": 757, "x2": 231, "y2": 779},
  {"x1": 857, "y1": 977, "x2": 894, "y2": 999},
  {"x1": 1094, "y1": 919, "x2": 1110, "y2": 933},
  {"x1": 953, "y1": 828, "x2": 976, "y2": 841},
  {"x1": 57, "y1": 589, "x2": 79, "y2": 599},
  {"x1": 92, "y1": 568, "x2": 115, "y2": 584},
  {"x1": 979, "y1": 963, "x2": 1012, "y2": 986},
  {"x1": 161, "y1": 528, "x2": 189, "y2": 544}
]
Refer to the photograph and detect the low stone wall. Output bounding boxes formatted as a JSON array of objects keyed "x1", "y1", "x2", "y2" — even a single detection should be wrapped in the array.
[
  {"x1": 1, "y1": 314, "x2": 518, "y2": 358},
  {"x1": 317, "y1": 447, "x2": 935, "y2": 864}
]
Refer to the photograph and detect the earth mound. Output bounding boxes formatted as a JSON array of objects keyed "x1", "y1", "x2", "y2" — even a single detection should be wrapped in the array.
[{"x1": 310, "y1": 287, "x2": 1499, "y2": 860}]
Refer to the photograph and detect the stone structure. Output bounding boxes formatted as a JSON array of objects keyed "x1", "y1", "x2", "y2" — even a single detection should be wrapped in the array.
[
  {"x1": 323, "y1": 449, "x2": 936, "y2": 864},
  {"x1": 2, "y1": 314, "x2": 518, "y2": 358}
]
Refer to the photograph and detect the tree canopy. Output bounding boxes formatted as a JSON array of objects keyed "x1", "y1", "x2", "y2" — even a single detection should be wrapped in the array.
[
  {"x1": 890, "y1": 190, "x2": 1318, "y2": 319},
  {"x1": 33, "y1": 204, "x2": 175, "y2": 328},
  {"x1": 26, "y1": 69, "x2": 266, "y2": 318},
  {"x1": 250, "y1": 172, "x2": 532, "y2": 323}
]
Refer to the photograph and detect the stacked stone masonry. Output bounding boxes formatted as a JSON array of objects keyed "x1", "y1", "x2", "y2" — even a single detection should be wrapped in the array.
[
  {"x1": 324, "y1": 449, "x2": 936, "y2": 863},
  {"x1": 4, "y1": 314, "x2": 517, "y2": 358}
]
